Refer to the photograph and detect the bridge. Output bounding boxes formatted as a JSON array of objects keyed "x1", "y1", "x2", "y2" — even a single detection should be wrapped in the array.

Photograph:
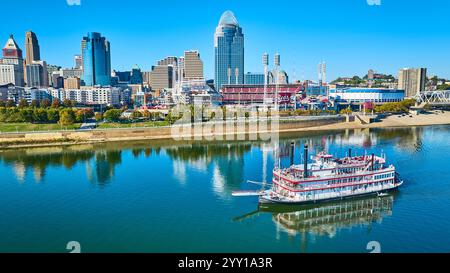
[{"x1": 414, "y1": 90, "x2": 450, "y2": 106}]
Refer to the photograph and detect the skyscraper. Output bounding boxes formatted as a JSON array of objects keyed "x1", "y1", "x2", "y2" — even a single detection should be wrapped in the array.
[
  {"x1": 398, "y1": 68, "x2": 427, "y2": 97},
  {"x1": 26, "y1": 61, "x2": 49, "y2": 88},
  {"x1": 0, "y1": 35, "x2": 24, "y2": 86},
  {"x1": 214, "y1": 10, "x2": 244, "y2": 91},
  {"x1": 130, "y1": 64, "x2": 143, "y2": 85},
  {"x1": 184, "y1": 50, "x2": 203, "y2": 79},
  {"x1": 25, "y1": 31, "x2": 40, "y2": 65},
  {"x1": 81, "y1": 32, "x2": 111, "y2": 86},
  {"x1": 74, "y1": 55, "x2": 83, "y2": 69}
]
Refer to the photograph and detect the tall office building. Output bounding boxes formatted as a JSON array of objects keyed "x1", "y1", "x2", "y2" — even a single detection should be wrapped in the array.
[
  {"x1": 214, "y1": 10, "x2": 244, "y2": 91},
  {"x1": 0, "y1": 35, "x2": 24, "y2": 86},
  {"x1": 158, "y1": 56, "x2": 178, "y2": 66},
  {"x1": 398, "y1": 68, "x2": 427, "y2": 97},
  {"x1": 74, "y1": 55, "x2": 83, "y2": 69},
  {"x1": 81, "y1": 32, "x2": 111, "y2": 86},
  {"x1": 150, "y1": 65, "x2": 173, "y2": 90},
  {"x1": 130, "y1": 64, "x2": 143, "y2": 85},
  {"x1": 64, "y1": 77, "x2": 81, "y2": 89},
  {"x1": 184, "y1": 50, "x2": 203, "y2": 79},
  {"x1": 26, "y1": 61, "x2": 49, "y2": 87},
  {"x1": 25, "y1": 31, "x2": 41, "y2": 65},
  {"x1": 245, "y1": 72, "x2": 265, "y2": 85}
]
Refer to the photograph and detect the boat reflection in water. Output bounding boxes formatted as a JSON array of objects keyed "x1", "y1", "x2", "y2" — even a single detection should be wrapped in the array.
[
  {"x1": 235, "y1": 194, "x2": 395, "y2": 243},
  {"x1": 264, "y1": 194, "x2": 395, "y2": 239}
]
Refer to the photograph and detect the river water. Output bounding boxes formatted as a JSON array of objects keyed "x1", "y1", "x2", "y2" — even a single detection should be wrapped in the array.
[{"x1": 0, "y1": 125, "x2": 449, "y2": 253}]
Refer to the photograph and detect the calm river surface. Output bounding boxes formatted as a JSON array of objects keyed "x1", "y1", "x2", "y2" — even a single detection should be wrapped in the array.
[{"x1": 1, "y1": 125, "x2": 450, "y2": 253}]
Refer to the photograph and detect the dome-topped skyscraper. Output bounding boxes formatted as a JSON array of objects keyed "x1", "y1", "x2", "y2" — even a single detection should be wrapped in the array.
[
  {"x1": 218, "y1": 10, "x2": 239, "y2": 27},
  {"x1": 214, "y1": 10, "x2": 244, "y2": 91}
]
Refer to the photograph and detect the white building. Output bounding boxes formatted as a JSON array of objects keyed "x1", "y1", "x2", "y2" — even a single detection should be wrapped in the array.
[
  {"x1": 45, "y1": 87, "x2": 122, "y2": 106},
  {"x1": 173, "y1": 78, "x2": 221, "y2": 106},
  {"x1": 329, "y1": 88, "x2": 405, "y2": 103}
]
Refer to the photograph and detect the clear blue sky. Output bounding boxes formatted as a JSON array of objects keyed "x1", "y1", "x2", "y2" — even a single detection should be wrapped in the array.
[{"x1": 3, "y1": 0, "x2": 449, "y2": 81}]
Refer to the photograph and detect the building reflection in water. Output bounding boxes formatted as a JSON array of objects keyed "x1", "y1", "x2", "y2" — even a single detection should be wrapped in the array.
[
  {"x1": 85, "y1": 150, "x2": 122, "y2": 187},
  {"x1": 165, "y1": 143, "x2": 250, "y2": 197},
  {"x1": 0, "y1": 146, "x2": 121, "y2": 186},
  {"x1": 0, "y1": 126, "x2": 425, "y2": 188}
]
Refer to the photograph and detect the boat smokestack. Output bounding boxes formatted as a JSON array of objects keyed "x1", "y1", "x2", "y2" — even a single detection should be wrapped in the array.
[
  {"x1": 371, "y1": 153, "x2": 375, "y2": 171},
  {"x1": 349, "y1": 148, "x2": 352, "y2": 158},
  {"x1": 290, "y1": 142, "x2": 295, "y2": 166},
  {"x1": 304, "y1": 144, "x2": 309, "y2": 178}
]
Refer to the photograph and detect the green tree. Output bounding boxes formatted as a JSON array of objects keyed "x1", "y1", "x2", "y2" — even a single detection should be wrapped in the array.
[
  {"x1": 40, "y1": 99, "x2": 51, "y2": 108},
  {"x1": 75, "y1": 108, "x2": 94, "y2": 123},
  {"x1": 33, "y1": 108, "x2": 48, "y2": 123},
  {"x1": 63, "y1": 99, "x2": 73, "y2": 108},
  {"x1": 47, "y1": 108, "x2": 60, "y2": 123},
  {"x1": 6, "y1": 100, "x2": 15, "y2": 107},
  {"x1": 18, "y1": 99, "x2": 29, "y2": 108},
  {"x1": 131, "y1": 110, "x2": 143, "y2": 120},
  {"x1": 94, "y1": 112, "x2": 103, "y2": 122},
  {"x1": 30, "y1": 100, "x2": 40, "y2": 108},
  {"x1": 340, "y1": 108, "x2": 353, "y2": 115},
  {"x1": 52, "y1": 98, "x2": 61, "y2": 108},
  {"x1": 0, "y1": 100, "x2": 6, "y2": 107},
  {"x1": 59, "y1": 109, "x2": 76, "y2": 126},
  {"x1": 18, "y1": 108, "x2": 34, "y2": 122},
  {"x1": 103, "y1": 109, "x2": 122, "y2": 122},
  {"x1": 142, "y1": 110, "x2": 152, "y2": 120}
]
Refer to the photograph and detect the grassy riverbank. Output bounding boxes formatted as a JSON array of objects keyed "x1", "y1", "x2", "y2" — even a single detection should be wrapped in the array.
[
  {"x1": 97, "y1": 121, "x2": 170, "y2": 129},
  {"x1": 0, "y1": 122, "x2": 81, "y2": 133},
  {"x1": 1, "y1": 111, "x2": 450, "y2": 149}
]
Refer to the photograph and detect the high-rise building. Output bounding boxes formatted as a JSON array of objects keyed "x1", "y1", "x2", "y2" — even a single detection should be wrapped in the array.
[
  {"x1": 150, "y1": 65, "x2": 173, "y2": 90},
  {"x1": 26, "y1": 61, "x2": 49, "y2": 88},
  {"x1": 64, "y1": 77, "x2": 81, "y2": 89},
  {"x1": 158, "y1": 56, "x2": 178, "y2": 66},
  {"x1": 214, "y1": 10, "x2": 244, "y2": 91},
  {"x1": 0, "y1": 35, "x2": 24, "y2": 86},
  {"x1": 245, "y1": 72, "x2": 265, "y2": 85},
  {"x1": 25, "y1": 31, "x2": 42, "y2": 86},
  {"x1": 130, "y1": 65, "x2": 143, "y2": 85},
  {"x1": 74, "y1": 55, "x2": 82, "y2": 69},
  {"x1": 81, "y1": 32, "x2": 111, "y2": 86},
  {"x1": 60, "y1": 68, "x2": 83, "y2": 79},
  {"x1": 184, "y1": 50, "x2": 203, "y2": 79},
  {"x1": 25, "y1": 31, "x2": 41, "y2": 65},
  {"x1": 398, "y1": 68, "x2": 427, "y2": 97},
  {"x1": 46, "y1": 64, "x2": 61, "y2": 83}
]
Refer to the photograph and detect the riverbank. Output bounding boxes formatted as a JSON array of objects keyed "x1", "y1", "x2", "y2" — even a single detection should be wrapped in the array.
[{"x1": 1, "y1": 111, "x2": 450, "y2": 149}]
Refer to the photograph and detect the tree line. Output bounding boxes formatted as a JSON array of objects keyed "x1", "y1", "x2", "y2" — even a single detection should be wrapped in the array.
[{"x1": 0, "y1": 98, "x2": 94, "y2": 125}]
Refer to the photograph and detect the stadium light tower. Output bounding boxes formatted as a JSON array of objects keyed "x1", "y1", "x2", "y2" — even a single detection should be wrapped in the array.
[
  {"x1": 262, "y1": 53, "x2": 269, "y2": 107},
  {"x1": 274, "y1": 53, "x2": 281, "y2": 110}
]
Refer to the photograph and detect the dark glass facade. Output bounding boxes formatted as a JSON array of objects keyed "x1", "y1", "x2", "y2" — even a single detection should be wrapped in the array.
[
  {"x1": 81, "y1": 32, "x2": 111, "y2": 86},
  {"x1": 214, "y1": 11, "x2": 244, "y2": 91}
]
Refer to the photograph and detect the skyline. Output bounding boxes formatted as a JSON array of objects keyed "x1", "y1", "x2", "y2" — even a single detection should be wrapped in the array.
[{"x1": 3, "y1": 0, "x2": 450, "y2": 81}]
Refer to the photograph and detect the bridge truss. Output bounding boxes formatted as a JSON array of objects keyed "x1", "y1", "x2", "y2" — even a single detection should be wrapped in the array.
[{"x1": 414, "y1": 91, "x2": 450, "y2": 104}]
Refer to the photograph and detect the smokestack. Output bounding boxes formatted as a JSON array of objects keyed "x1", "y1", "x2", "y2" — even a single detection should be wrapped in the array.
[
  {"x1": 290, "y1": 142, "x2": 295, "y2": 166},
  {"x1": 371, "y1": 153, "x2": 375, "y2": 171},
  {"x1": 349, "y1": 148, "x2": 352, "y2": 158},
  {"x1": 304, "y1": 144, "x2": 309, "y2": 178}
]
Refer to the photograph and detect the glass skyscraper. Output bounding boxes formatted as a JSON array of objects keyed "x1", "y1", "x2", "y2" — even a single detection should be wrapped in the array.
[
  {"x1": 214, "y1": 11, "x2": 244, "y2": 91},
  {"x1": 81, "y1": 32, "x2": 111, "y2": 86}
]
